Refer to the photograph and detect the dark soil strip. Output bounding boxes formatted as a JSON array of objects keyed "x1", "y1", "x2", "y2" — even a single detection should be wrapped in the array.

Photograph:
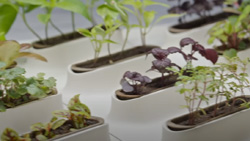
[
  {"x1": 171, "y1": 12, "x2": 235, "y2": 31},
  {"x1": 32, "y1": 32, "x2": 83, "y2": 49},
  {"x1": 169, "y1": 96, "x2": 250, "y2": 131},
  {"x1": 72, "y1": 46, "x2": 158, "y2": 73}
]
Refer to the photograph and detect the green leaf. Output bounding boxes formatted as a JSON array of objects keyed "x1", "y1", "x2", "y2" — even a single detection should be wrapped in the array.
[
  {"x1": 24, "y1": 4, "x2": 39, "y2": 13},
  {"x1": 0, "y1": 32, "x2": 6, "y2": 40},
  {"x1": 238, "y1": 41, "x2": 247, "y2": 50},
  {"x1": 143, "y1": 0, "x2": 169, "y2": 8},
  {"x1": 56, "y1": 0, "x2": 91, "y2": 21},
  {"x1": 16, "y1": 0, "x2": 48, "y2": 6},
  {"x1": 0, "y1": 40, "x2": 20, "y2": 68},
  {"x1": 156, "y1": 13, "x2": 181, "y2": 24},
  {"x1": 0, "y1": 101, "x2": 6, "y2": 112},
  {"x1": 1, "y1": 128, "x2": 21, "y2": 140},
  {"x1": 42, "y1": 77, "x2": 56, "y2": 88},
  {"x1": 52, "y1": 119, "x2": 66, "y2": 130},
  {"x1": 97, "y1": 4, "x2": 119, "y2": 19},
  {"x1": 7, "y1": 89, "x2": 21, "y2": 99},
  {"x1": 27, "y1": 84, "x2": 44, "y2": 97},
  {"x1": 103, "y1": 39, "x2": 117, "y2": 44},
  {"x1": 30, "y1": 122, "x2": 44, "y2": 131},
  {"x1": 0, "y1": 5, "x2": 17, "y2": 36},
  {"x1": 223, "y1": 49, "x2": 237, "y2": 59},
  {"x1": 143, "y1": 11, "x2": 156, "y2": 28},
  {"x1": 37, "y1": 13, "x2": 51, "y2": 24},
  {"x1": 53, "y1": 110, "x2": 71, "y2": 118},
  {"x1": 77, "y1": 28, "x2": 92, "y2": 37},
  {"x1": 93, "y1": 26, "x2": 106, "y2": 38},
  {"x1": 35, "y1": 134, "x2": 48, "y2": 141}
]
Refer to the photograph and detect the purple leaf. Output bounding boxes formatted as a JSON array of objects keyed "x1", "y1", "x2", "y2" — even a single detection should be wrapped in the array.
[
  {"x1": 192, "y1": 43, "x2": 204, "y2": 52},
  {"x1": 142, "y1": 76, "x2": 152, "y2": 83},
  {"x1": 204, "y1": 49, "x2": 218, "y2": 64},
  {"x1": 151, "y1": 58, "x2": 171, "y2": 73},
  {"x1": 123, "y1": 71, "x2": 142, "y2": 81},
  {"x1": 167, "y1": 47, "x2": 183, "y2": 54},
  {"x1": 148, "y1": 48, "x2": 170, "y2": 60},
  {"x1": 120, "y1": 78, "x2": 134, "y2": 92},
  {"x1": 180, "y1": 37, "x2": 195, "y2": 47}
]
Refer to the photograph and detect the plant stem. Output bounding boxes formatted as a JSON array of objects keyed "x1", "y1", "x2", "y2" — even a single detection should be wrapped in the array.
[
  {"x1": 71, "y1": 12, "x2": 76, "y2": 38},
  {"x1": 49, "y1": 20, "x2": 65, "y2": 38},
  {"x1": 121, "y1": 27, "x2": 130, "y2": 53},
  {"x1": 71, "y1": 12, "x2": 75, "y2": 32},
  {"x1": 21, "y1": 7, "x2": 43, "y2": 42},
  {"x1": 107, "y1": 34, "x2": 113, "y2": 62},
  {"x1": 45, "y1": 22, "x2": 49, "y2": 42}
]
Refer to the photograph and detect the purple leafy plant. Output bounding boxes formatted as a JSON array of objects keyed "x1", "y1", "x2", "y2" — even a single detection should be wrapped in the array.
[
  {"x1": 120, "y1": 71, "x2": 152, "y2": 94},
  {"x1": 179, "y1": 37, "x2": 218, "y2": 65},
  {"x1": 147, "y1": 48, "x2": 182, "y2": 83},
  {"x1": 147, "y1": 37, "x2": 218, "y2": 85}
]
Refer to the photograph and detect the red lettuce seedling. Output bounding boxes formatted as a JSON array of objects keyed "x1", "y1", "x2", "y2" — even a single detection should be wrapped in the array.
[
  {"x1": 180, "y1": 37, "x2": 218, "y2": 65},
  {"x1": 120, "y1": 71, "x2": 152, "y2": 94}
]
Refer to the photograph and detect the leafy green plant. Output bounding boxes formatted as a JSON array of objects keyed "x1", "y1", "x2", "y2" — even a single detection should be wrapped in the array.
[
  {"x1": 29, "y1": 117, "x2": 66, "y2": 140},
  {"x1": 1, "y1": 128, "x2": 30, "y2": 141},
  {"x1": 97, "y1": 3, "x2": 122, "y2": 60},
  {"x1": 53, "y1": 94, "x2": 91, "y2": 129},
  {"x1": 0, "y1": 3, "x2": 18, "y2": 40},
  {"x1": 78, "y1": 25, "x2": 116, "y2": 63},
  {"x1": 0, "y1": 1, "x2": 40, "y2": 41},
  {"x1": 105, "y1": 0, "x2": 136, "y2": 52},
  {"x1": 170, "y1": 51, "x2": 250, "y2": 125},
  {"x1": 0, "y1": 40, "x2": 47, "y2": 69},
  {"x1": 0, "y1": 65, "x2": 57, "y2": 112},
  {"x1": 16, "y1": 0, "x2": 91, "y2": 42},
  {"x1": 208, "y1": 1, "x2": 250, "y2": 50},
  {"x1": 119, "y1": 0, "x2": 180, "y2": 46},
  {"x1": 1, "y1": 94, "x2": 92, "y2": 140}
]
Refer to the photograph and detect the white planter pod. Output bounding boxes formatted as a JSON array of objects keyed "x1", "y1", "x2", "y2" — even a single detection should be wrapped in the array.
[
  {"x1": 0, "y1": 94, "x2": 63, "y2": 134},
  {"x1": 49, "y1": 117, "x2": 110, "y2": 141},
  {"x1": 106, "y1": 86, "x2": 187, "y2": 141},
  {"x1": 161, "y1": 99, "x2": 250, "y2": 141},
  {"x1": 20, "y1": 30, "x2": 124, "y2": 92}
]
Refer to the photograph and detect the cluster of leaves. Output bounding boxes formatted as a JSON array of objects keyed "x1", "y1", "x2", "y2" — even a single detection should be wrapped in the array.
[
  {"x1": 1, "y1": 94, "x2": 91, "y2": 141},
  {"x1": 120, "y1": 71, "x2": 152, "y2": 94},
  {"x1": 0, "y1": 40, "x2": 47, "y2": 69},
  {"x1": 0, "y1": 64, "x2": 57, "y2": 112},
  {"x1": 168, "y1": 0, "x2": 225, "y2": 23},
  {"x1": 0, "y1": 0, "x2": 95, "y2": 42},
  {"x1": 208, "y1": 0, "x2": 250, "y2": 50},
  {"x1": 120, "y1": 0, "x2": 179, "y2": 46},
  {"x1": 120, "y1": 37, "x2": 218, "y2": 94},
  {"x1": 78, "y1": 25, "x2": 117, "y2": 63},
  {"x1": 171, "y1": 49, "x2": 250, "y2": 125},
  {"x1": 147, "y1": 37, "x2": 218, "y2": 84}
]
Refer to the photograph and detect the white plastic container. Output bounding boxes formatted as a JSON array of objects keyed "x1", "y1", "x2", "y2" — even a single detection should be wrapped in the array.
[{"x1": 0, "y1": 94, "x2": 63, "y2": 134}]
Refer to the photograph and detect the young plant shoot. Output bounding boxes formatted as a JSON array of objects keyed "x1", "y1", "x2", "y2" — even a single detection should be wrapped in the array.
[
  {"x1": 120, "y1": 0, "x2": 180, "y2": 46},
  {"x1": 208, "y1": 1, "x2": 250, "y2": 50},
  {"x1": 78, "y1": 25, "x2": 116, "y2": 64},
  {"x1": 147, "y1": 37, "x2": 218, "y2": 85},
  {"x1": 120, "y1": 71, "x2": 152, "y2": 94},
  {"x1": 171, "y1": 49, "x2": 250, "y2": 125}
]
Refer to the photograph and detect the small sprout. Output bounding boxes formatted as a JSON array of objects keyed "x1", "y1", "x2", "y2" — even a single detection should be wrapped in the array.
[{"x1": 120, "y1": 71, "x2": 152, "y2": 94}]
